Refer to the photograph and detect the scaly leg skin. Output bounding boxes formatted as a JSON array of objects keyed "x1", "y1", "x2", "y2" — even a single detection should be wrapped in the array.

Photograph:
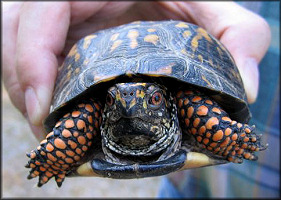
[
  {"x1": 176, "y1": 90, "x2": 267, "y2": 163},
  {"x1": 25, "y1": 99, "x2": 102, "y2": 187}
]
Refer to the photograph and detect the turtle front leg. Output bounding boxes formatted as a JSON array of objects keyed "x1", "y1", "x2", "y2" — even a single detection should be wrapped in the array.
[
  {"x1": 25, "y1": 100, "x2": 103, "y2": 187},
  {"x1": 176, "y1": 90, "x2": 267, "y2": 163}
]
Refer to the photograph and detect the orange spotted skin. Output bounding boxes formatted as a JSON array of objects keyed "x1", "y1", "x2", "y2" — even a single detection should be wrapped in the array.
[
  {"x1": 176, "y1": 90, "x2": 266, "y2": 163},
  {"x1": 25, "y1": 100, "x2": 102, "y2": 187}
]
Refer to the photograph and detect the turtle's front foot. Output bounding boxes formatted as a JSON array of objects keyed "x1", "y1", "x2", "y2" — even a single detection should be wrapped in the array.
[
  {"x1": 25, "y1": 101, "x2": 102, "y2": 187},
  {"x1": 225, "y1": 123, "x2": 268, "y2": 163}
]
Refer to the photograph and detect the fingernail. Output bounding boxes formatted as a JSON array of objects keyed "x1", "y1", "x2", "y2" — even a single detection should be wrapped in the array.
[
  {"x1": 237, "y1": 58, "x2": 259, "y2": 104},
  {"x1": 25, "y1": 86, "x2": 50, "y2": 126}
]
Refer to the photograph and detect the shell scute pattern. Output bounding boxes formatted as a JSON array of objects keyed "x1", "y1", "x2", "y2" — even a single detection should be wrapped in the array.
[{"x1": 52, "y1": 21, "x2": 247, "y2": 120}]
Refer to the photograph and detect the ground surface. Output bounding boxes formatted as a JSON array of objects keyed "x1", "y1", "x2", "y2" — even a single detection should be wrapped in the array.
[{"x1": 2, "y1": 84, "x2": 161, "y2": 198}]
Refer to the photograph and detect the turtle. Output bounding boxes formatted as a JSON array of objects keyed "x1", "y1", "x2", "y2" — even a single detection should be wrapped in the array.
[{"x1": 25, "y1": 20, "x2": 267, "y2": 187}]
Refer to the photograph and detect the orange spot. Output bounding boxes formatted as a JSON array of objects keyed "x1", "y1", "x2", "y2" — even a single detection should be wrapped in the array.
[
  {"x1": 193, "y1": 118, "x2": 200, "y2": 127},
  {"x1": 95, "y1": 121, "x2": 99, "y2": 129},
  {"x1": 197, "y1": 105, "x2": 208, "y2": 116},
  {"x1": 231, "y1": 141, "x2": 236, "y2": 146},
  {"x1": 58, "y1": 160, "x2": 65, "y2": 165},
  {"x1": 245, "y1": 128, "x2": 251, "y2": 134},
  {"x1": 244, "y1": 153, "x2": 251, "y2": 159},
  {"x1": 65, "y1": 150, "x2": 75, "y2": 157},
  {"x1": 210, "y1": 142, "x2": 217, "y2": 148},
  {"x1": 54, "y1": 138, "x2": 67, "y2": 149},
  {"x1": 89, "y1": 126, "x2": 94, "y2": 132},
  {"x1": 35, "y1": 160, "x2": 41, "y2": 165},
  {"x1": 205, "y1": 100, "x2": 213, "y2": 105},
  {"x1": 242, "y1": 143, "x2": 248, "y2": 149},
  {"x1": 203, "y1": 138, "x2": 209, "y2": 145},
  {"x1": 220, "y1": 137, "x2": 230, "y2": 147},
  {"x1": 184, "y1": 118, "x2": 190, "y2": 127},
  {"x1": 39, "y1": 167, "x2": 46, "y2": 172},
  {"x1": 78, "y1": 136, "x2": 86, "y2": 145},
  {"x1": 227, "y1": 146, "x2": 233, "y2": 151},
  {"x1": 206, "y1": 132, "x2": 211, "y2": 138},
  {"x1": 237, "y1": 123, "x2": 243, "y2": 128},
  {"x1": 243, "y1": 137, "x2": 249, "y2": 142},
  {"x1": 65, "y1": 158, "x2": 74, "y2": 164},
  {"x1": 86, "y1": 132, "x2": 93, "y2": 139},
  {"x1": 212, "y1": 107, "x2": 221, "y2": 114},
  {"x1": 206, "y1": 117, "x2": 219, "y2": 129},
  {"x1": 88, "y1": 116, "x2": 93, "y2": 123},
  {"x1": 73, "y1": 131, "x2": 79, "y2": 137},
  {"x1": 94, "y1": 102, "x2": 101, "y2": 110},
  {"x1": 196, "y1": 136, "x2": 202, "y2": 142},
  {"x1": 74, "y1": 155, "x2": 80, "y2": 161},
  {"x1": 225, "y1": 128, "x2": 232, "y2": 136},
  {"x1": 187, "y1": 107, "x2": 194, "y2": 118},
  {"x1": 237, "y1": 149, "x2": 244, "y2": 155},
  {"x1": 231, "y1": 133, "x2": 238, "y2": 141},
  {"x1": 198, "y1": 126, "x2": 206, "y2": 135},
  {"x1": 45, "y1": 171, "x2": 53, "y2": 178},
  {"x1": 192, "y1": 96, "x2": 202, "y2": 102},
  {"x1": 251, "y1": 137, "x2": 257, "y2": 142},
  {"x1": 85, "y1": 104, "x2": 94, "y2": 112},
  {"x1": 47, "y1": 153, "x2": 57, "y2": 162},
  {"x1": 29, "y1": 163, "x2": 36, "y2": 168},
  {"x1": 181, "y1": 109, "x2": 185, "y2": 117},
  {"x1": 46, "y1": 143, "x2": 54, "y2": 152},
  {"x1": 88, "y1": 141, "x2": 92, "y2": 146},
  {"x1": 68, "y1": 140, "x2": 77, "y2": 149},
  {"x1": 47, "y1": 160, "x2": 53, "y2": 165},
  {"x1": 77, "y1": 120, "x2": 86, "y2": 130},
  {"x1": 37, "y1": 146, "x2": 41, "y2": 150},
  {"x1": 61, "y1": 164, "x2": 69, "y2": 169},
  {"x1": 240, "y1": 133, "x2": 246, "y2": 137},
  {"x1": 82, "y1": 146, "x2": 88, "y2": 151},
  {"x1": 178, "y1": 99, "x2": 183, "y2": 107},
  {"x1": 65, "y1": 119, "x2": 75, "y2": 128},
  {"x1": 184, "y1": 99, "x2": 189, "y2": 105},
  {"x1": 191, "y1": 128, "x2": 197, "y2": 135},
  {"x1": 214, "y1": 147, "x2": 220, "y2": 152},
  {"x1": 75, "y1": 148, "x2": 82, "y2": 154},
  {"x1": 207, "y1": 146, "x2": 213, "y2": 151},
  {"x1": 56, "y1": 151, "x2": 66, "y2": 159},
  {"x1": 222, "y1": 117, "x2": 231, "y2": 122},
  {"x1": 72, "y1": 111, "x2": 81, "y2": 117}
]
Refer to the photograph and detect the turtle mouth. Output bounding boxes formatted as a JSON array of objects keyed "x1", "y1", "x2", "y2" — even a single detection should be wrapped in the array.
[{"x1": 100, "y1": 117, "x2": 180, "y2": 164}]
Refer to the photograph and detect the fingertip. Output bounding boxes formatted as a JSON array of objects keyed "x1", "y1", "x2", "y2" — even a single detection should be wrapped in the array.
[{"x1": 235, "y1": 57, "x2": 259, "y2": 104}]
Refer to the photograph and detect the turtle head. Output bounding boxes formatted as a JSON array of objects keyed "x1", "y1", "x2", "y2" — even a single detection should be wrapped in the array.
[{"x1": 101, "y1": 82, "x2": 181, "y2": 163}]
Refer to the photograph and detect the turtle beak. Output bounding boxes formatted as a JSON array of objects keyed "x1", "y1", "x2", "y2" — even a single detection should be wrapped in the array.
[{"x1": 67, "y1": 151, "x2": 228, "y2": 178}]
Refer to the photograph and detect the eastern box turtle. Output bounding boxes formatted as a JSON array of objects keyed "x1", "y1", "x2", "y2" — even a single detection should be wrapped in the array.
[{"x1": 26, "y1": 20, "x2": 267, "y2": 187}]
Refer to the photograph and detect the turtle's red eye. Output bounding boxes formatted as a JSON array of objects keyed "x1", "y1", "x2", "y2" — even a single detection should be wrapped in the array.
[
  {"x1": 149, "y1": 91, "x2": 163, "y2": 107},
  {"x1": 106, "y1": 93, "x2": 114, "y2": 106}
]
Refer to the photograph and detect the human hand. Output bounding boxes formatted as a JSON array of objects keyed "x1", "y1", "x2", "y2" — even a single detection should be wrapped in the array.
[{"x1": 2, "y1": 1, "x2": 271, "y2": 140}]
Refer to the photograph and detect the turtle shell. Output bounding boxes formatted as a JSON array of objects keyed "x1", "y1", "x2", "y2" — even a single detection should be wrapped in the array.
[{"x1": 44, "y1": 20, "x2": 250, "y2": 133}]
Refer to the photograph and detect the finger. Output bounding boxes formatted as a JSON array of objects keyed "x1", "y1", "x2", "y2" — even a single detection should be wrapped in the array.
[
  {"x1": 16, "y1": 2, "x2": 71, "y2": 128},
  {"x1": 2, "y1": 2, "x2": 26, "y2": 115},
  {"x1": 164, "y1": 2, "x2": 271, "y2": 103}
]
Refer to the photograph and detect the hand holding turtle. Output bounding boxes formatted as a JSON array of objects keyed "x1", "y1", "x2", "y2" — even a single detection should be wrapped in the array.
[{"x1": 2, "y1": 2, "x2": 270, "y2": 139}]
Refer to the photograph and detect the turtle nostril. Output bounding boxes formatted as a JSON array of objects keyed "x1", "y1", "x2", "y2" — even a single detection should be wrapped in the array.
[
  {"x1": 123, "y1": 92, "x2": 127, "y2": 96},
  {"x1": 130, "y1": 92, "x2": 134, "y2": 96}
]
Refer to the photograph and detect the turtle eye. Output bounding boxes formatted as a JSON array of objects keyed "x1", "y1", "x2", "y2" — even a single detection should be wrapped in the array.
[
  {"x1": 149, "y1": 91, "x2": 163, "y2": 108},
  {"x1": 106, "y1": 93, "x2": 114, "y2": 106}
]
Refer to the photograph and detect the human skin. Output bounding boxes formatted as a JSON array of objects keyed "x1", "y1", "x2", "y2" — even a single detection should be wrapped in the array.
[{"x1": 2, "y1": 1, "x2": 271, "y2": 140}]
